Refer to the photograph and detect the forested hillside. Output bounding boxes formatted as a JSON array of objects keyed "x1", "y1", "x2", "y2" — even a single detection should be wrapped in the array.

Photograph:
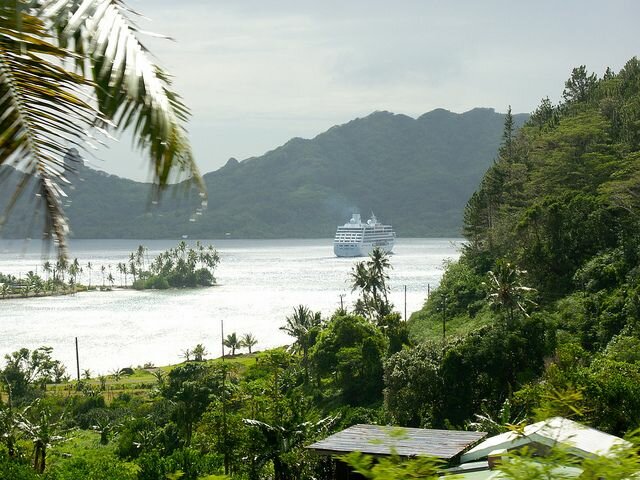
[
  {"x1": 409, "y1": 58, "x2": 640, "y2": 435},
  {"x1": 0, "y1": 108, "x2": 526, "y2": 239},
  {"x1": 3, "y1": 61, "x2": 640, "y2": 479}
]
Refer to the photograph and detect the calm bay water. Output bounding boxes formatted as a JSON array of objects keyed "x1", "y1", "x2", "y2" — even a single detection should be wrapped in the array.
[{"x1": 0, "y1": 238, "x2": 460, "y2": 374}]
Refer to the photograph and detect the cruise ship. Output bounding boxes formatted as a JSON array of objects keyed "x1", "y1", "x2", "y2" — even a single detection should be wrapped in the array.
[{"x1": 333, "y1": 213, "x2": 396, "y2": 257}]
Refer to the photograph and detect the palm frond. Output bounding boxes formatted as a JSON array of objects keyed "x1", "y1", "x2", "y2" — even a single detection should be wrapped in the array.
[
  {"x1": 0, "y1": 7, "x2": 97, "y2": 254},
  {"x1": 41, "y1": 0, "x2": 205, "y2": 196}
]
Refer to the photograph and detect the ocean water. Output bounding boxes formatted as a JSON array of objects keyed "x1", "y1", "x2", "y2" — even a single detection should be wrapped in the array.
[{"x1": 0, "y1": 238, "x2": 460, "y2": 374}]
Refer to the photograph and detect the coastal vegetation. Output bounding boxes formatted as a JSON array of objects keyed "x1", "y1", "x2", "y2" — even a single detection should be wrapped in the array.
[
  {"x1": 0, "y1": 242, "x2": 219, "y2": 298},
  {"x1": 407, "y1": 58, "x2": 640, "y2": 436},
  {"x1": 1, "y1": 2, "x2": 639, "y2": 473},
  {"x1": 129, "y1": 242, "x2": 219, "y2": 290}
]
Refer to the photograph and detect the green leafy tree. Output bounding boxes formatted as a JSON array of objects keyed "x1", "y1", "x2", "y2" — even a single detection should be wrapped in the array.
[
  {"x1": 164, "y1": 363, "x2": 223, "y2": 446},
  {"x1": 562, "y1": 65, "x2": 598, "y2": 103},
  {"x1": 384, "y1": 342, "x2": 442, "y2": 427},
  {"x1": 500, "y1": 105, "x2": 515, "y2": 162},
  {"x1": 311, "y1": 314, "x2": 387, "y2": 404},
  {"x1": 1, "y1": 347, "x2": 65, "y2": 405}
]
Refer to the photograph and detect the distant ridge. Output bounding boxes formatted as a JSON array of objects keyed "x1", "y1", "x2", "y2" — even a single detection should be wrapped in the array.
[{"x1": 0, "y1": 108, "x2": 527, "y2": 239}]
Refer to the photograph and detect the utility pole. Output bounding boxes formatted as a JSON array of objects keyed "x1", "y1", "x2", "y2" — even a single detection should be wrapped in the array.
[
  {"x1": 75, "y1": 337, "x2": 80, "y2": 382},
  {"x1": 404, "y1": 285, "x2": 407, "y2": 322},
  {"x1": 442, "y1": 295, "x2": 447, "y2": 348},
  {"x1": 339, "y1": 293, "x2": 345, "y2": 311},
  {"x1": 220, "y1": 318, "x2": 229, "y2": 474},
  {"x1": 427, "y1": 283, "x2": 431, "y2": 300},
  {"x1": 221, "y1": 319, "x2": 225, "y2": 361}
]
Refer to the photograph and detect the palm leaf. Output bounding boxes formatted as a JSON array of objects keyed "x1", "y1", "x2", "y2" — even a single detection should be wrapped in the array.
[
  {"x1": 0, "y1": 6, "x2": 98, "y2": 253},
  {"x1": 40, "y1": 0, "x2": 205, "y2": 195}
]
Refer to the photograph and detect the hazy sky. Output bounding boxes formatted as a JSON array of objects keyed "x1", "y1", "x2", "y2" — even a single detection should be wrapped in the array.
[{"x1": 91, "y1": 0, "x2": 640, "y2": 181}]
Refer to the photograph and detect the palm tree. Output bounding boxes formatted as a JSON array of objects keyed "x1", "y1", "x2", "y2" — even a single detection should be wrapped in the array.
[
  {"x1": 223, "y1": 333, "x2": 241, "y2": 356},
  {"x1": 116, "y1": 263, "x2": 124, "y2": 287},
  {"x1": 136, "y1": 245, "x2": 146, "y2": 271},
  {"x1": 368, "y1": 247, "x2": 392, "y2": 304},
  {"x1": 122, "y1": 263, "x2": 129, "y2": 287},
  {"x1": 107, "y1": 272, "x2": 115, "y2": 289},
  {"x1": 280, "y1": 305, "x2": 322, "y2": 382},
  {"x1": 350, "y1": 248, "x2": 393, "y2": 321},
  {"x1": 42, "y1": 262, "x2": 51, "y2": 282},
  {"x1": 241, "y1": 333, "x2": 258, "y2": 354},
  {"x1": 192, "y1": 344, "x2": 207, "y2": 362},
  {"x1": 71, "y1": 258, "x2": 80, "y2": 284},
  {"x1": 129, "y1": 254, "x2": 137, "y2": 283},
  {"x1": 0, "y1": 1, "x2": 203, "y2": 256},
  {"x1": 68, "y1": 261, "x2": 79, "y2": 287},
  {"x1": 100, "y1": 265, "x2": 106, "y2": 288},
  {"x1": 55, "y1": 257, "x2": 68, "y2": 284},
  {"x1": 485, "y1": 259, "x2": 536, "y2": 323},
  {"x1": 86, "y1": 262, "x2": 93, "y2": 288}
]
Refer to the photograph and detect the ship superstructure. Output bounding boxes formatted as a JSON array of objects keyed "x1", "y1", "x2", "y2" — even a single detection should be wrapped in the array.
[{"x1": 333, "y1": 213, "x2": 396, "y2": 257}]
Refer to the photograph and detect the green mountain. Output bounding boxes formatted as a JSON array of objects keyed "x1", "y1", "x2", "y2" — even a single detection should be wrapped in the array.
[{"x1": 1, "y1": 108, "x2": 526, "y2": 239}]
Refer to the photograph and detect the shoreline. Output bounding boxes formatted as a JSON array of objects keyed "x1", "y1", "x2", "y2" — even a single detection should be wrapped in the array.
[{"x1": 0, "y1": 283, "x2": 218, "y2": 301}]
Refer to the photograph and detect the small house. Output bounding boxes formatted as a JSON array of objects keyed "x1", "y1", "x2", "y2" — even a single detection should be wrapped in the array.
[{"x1": 306, "y1": 424, "x2": 487, "y2": 479}]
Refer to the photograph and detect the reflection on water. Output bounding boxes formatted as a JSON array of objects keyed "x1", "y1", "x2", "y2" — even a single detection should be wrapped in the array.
[{"x1": 0, "y1": 238, "x2": 460, "y2": 373}]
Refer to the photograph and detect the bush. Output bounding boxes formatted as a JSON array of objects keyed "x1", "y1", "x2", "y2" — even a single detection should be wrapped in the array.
[{"x1": 0, "y1": 451, "x2": 38, "y2": 480}]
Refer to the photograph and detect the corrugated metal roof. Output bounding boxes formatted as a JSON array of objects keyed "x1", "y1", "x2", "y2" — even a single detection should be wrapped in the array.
[
  {"x1": 306, "y1": 424, "x2": 487, "y2": 460},
  {"x1": 461, "y1": 417, "x2": 629, "y2": 463}
]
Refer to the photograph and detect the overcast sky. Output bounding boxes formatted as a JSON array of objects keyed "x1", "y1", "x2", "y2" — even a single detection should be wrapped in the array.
[{"x1": 91, "y1": 0, "x2": 640, "y2": 181}]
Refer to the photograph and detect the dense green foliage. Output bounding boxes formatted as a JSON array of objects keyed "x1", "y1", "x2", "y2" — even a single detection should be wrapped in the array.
[
  {"x1": 0, "y1": 249, "x2": 409, "y2": 479},
  {"x1": 1, "y1": 108, "x2": 526, "y2": 239},
  {"x1": 0, "y1": 242, "x2": 218, "y2": 296},
  {"x1": 129, "y1": 242, "x2": 219, "y2": 290},
  {"x1": 5, "y1": 56, "x2": 640, "y2": 478},
  {"x1": 407, "y1": 58, "x2": 640, "y2": 438}
]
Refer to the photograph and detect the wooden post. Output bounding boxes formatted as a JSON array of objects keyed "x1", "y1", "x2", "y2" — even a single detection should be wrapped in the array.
[{"x1": 75, "y1": 337, "x2": 80, "y2": 381}]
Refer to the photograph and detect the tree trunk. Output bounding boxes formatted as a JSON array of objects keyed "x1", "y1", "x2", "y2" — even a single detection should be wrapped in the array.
[
  {"x1": 303, "y1": 346, "x2": 309, "y2": 384},
  {"x1": 34, "y1": 442, "x2": 46, "y2": 474}
]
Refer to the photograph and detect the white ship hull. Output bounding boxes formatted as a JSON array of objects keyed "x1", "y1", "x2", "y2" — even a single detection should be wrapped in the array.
[
  {"x1": 333, "y1": 213, "x2": 396, "y2": 257},
  {"x1": 334, "y1": 239, "x2": 395, "y2": 257}
]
